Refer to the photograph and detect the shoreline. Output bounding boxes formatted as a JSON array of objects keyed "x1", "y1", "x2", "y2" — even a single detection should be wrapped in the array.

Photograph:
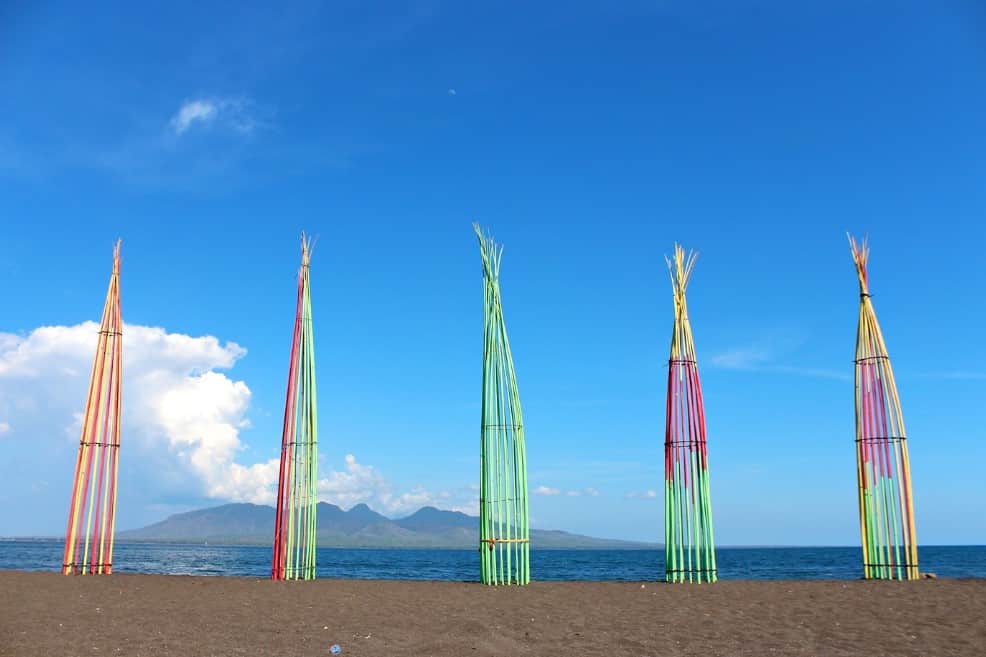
[
  {"x1": 3, "y1": 571, "x2": 984, "y2": 656},
  {"x1": 2, "y1": 566, "x2": 984, "y2": 582}
]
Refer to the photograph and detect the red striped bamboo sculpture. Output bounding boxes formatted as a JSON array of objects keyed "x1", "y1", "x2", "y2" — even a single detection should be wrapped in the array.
[
  {"x1": 849, "y1": 235, "x2": 919, "y2": 580},
  {"x1": 664, "y1": 244, "x2": 717, "y2": 583},
  {"x1": 272, "y1": 234, "x2": 319, "y2": 580},
  {"x1": 63, "y1": 240, "x2": 123, "y2": 575}
]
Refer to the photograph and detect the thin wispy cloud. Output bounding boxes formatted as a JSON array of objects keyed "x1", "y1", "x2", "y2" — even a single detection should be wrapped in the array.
[
  {"x1": 584, "y1": 487, "x2": 600, "y2": 497},
  {"x1": 534, "y1": 486, "x2": 561, "y2": 496},
  {"x1": 447, "y1": 88, "x2": 457, "y2": 96},
  {"x1": 709, "y1": 347, "x2": 772, "y2": 369},
  {"x1": 920, "y1": 371, "x2": 986, "y2": 381},
  {"x1": 0, "y1": 421, "x2": 10, "y2": 436},
  {"x1": 170, "y1": 98, "x2": 259, "y2": 136},
  {"x1": 566, "y1": 490, "x2": 580, "y2": 497},
  {"x1": 708, "y1": 343, "x2": 849, "y2": 381},
  {"x1": 772, "y1": 365, "x2": 850, "y2": 380},
  {"x1": 626, "y1": 490, "x2": 657, "y2": 500}
]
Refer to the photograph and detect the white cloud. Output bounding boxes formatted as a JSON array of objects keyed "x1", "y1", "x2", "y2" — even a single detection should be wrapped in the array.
[
  {"x1": 534, "y1": 486, "x2": 560, "y2": 496},
  {"x1": 170, "y1": 98, "x2": 258, "y2": 136},
  {"x1": 709, "y1": 346, "x2": 771, "y2": 369},
  {"x1": 171, "y1": 100, "x2": 219, "y2": 134},
  {"x1": 708, "y1": 344, "x2": 849, "y2": 380},
  {"x1": 313, "y1": 454, "x2": 462, "y2": 515},
  {"x1": 0, "y1": 321, "x2": 461, "y2": 524},
  {"x1": 923, "y1": 371, "x2": 986, "y2": 380},
  {"x1": 566, "y1": 490, "x2": 580, "y2": 497},
  {"x1": 584, "y1": 487, "x2": 600, "y2": 497},
  {"x1": 627, "y1": 490, "x2": 658, "y2": 499},
  {"x1": 0, "y1": 321, "x2": 261, "y2": 500},
  {"x1": 316, "y1": 453, "x2": 436, "y2": 514},
  {"x1": 450, "y1": 484, "x2": 480, "y2": 515},
  {"x1": 447, "y1": 88, "x2": 457, "y2": 96}
]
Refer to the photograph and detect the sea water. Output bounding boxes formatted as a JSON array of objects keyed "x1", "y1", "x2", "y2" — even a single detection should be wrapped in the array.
[{"x1": 1, "y1": 541, "x2": 984, "y2": 580}]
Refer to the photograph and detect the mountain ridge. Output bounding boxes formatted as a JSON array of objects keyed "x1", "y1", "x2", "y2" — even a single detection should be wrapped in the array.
[{"x1": 116, "y1": 502, "x2": 659, "y2": 549}]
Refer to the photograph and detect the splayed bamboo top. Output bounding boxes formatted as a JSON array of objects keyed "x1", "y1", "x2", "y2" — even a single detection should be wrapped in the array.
[
  {"x1": 111, "y1": 239, "x2": 122, "y2": 275},
  {"x1": 848, "y1": 233, "x2": 892, "y2": 361},
  {"x1": 847, "y1": 233, "x2": 870, "y2": 297},
  {"x1": 665, "y1": 244, "x2": 697, "y2": 322},
  {"x1": 473, "y1": 222, "x2": 503, "y2": 280},
  {"x1": 299, "y1": 232, "x2": 314, "y2": 269},
  {"x1": 665, "y1": 244, "x2": 698, "y2": 361}
]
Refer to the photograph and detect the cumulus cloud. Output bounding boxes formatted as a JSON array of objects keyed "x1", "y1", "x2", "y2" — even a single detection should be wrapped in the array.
[
  {"x1": 170, "y1": 98, "x2": 258, "y2": 136},
  {"x1": 626, "y1": 490, "x2": 658, "y2": 499},
  {"x1": 534, "y1": 486, "x2": 560, "y2": 496},
  {"x1": 0, "y1": 322, "x2": 455, "y2": 524},
  {"x1": 316, "y1": 453, "x2": 445, "y2": 514},
  {"x1": 0, "y1": 321, "x2": 259, "y2": 499}
]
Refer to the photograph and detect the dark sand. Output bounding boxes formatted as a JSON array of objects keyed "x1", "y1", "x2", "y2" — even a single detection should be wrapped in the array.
[{"x1": 1, "y1": 572, "x2": 984, "y2": 657}]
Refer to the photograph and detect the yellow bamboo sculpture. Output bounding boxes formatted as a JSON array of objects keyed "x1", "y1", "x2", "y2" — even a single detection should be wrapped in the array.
[
  {"x1": 63, "y1": 241, "x2": 123, "y2": 575},
  {"x1": 849, "y1": 235, "x2": 918, "y2": 580}
]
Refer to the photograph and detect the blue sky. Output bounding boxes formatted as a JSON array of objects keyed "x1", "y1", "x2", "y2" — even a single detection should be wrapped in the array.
[{"x1": 1, "y1": 1, "x2": 984, "y2": 545}]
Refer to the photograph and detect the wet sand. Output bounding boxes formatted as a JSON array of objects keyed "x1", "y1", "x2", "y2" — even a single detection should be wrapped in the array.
[{"x1": 1, "y1": 571, "x2": 983, "y2": 656}]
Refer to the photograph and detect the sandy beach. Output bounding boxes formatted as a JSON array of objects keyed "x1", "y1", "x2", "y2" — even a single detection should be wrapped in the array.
[{"x1": 1, "y1": 572, "x2": 983, "y2": 656}]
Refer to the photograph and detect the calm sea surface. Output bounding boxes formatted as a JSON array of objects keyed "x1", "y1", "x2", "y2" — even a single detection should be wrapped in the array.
[{"x1": 1, "y1": 541, "x2": 984, "y2": 580}]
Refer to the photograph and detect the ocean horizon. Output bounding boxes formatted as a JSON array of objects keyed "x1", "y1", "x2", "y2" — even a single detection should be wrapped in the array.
[{"x1": 3, "y1": 540, "x2": 983, "y2": 581}]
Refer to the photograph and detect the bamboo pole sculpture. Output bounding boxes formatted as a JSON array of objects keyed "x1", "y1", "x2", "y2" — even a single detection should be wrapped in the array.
[
  {"x1": 663, "y1": 245, "x2": 717, "y2": 583},
  {"x1": 63, "y1": 240, "x2": 123, "y2": 575},
  {"x1": 271, "y1": 234, "x2": 319, "y2": 581},
  {"x1": 474, "y1": 223, "x2": 530, "y2": 585},
  {"x1": 849, "y1": 235, "x2": 919, "y2": 580}
]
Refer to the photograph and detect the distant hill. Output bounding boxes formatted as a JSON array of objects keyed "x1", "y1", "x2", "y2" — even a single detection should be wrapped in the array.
[{"x1": 117, "y1": 503, "x2": 658, "y2": 549}]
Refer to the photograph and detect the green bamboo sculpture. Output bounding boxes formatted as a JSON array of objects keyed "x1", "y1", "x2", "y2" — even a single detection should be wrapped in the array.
[{"x1": 474, "y1": 223, "x2": 530, "y2": 586}]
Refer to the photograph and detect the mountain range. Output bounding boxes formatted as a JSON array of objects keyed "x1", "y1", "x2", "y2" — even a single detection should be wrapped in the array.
[{"x1": 117, "y1": 503, "x2": 658, "y2": 549}]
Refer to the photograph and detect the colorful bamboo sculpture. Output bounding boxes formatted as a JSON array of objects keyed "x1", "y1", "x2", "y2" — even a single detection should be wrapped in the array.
[
  {"x1": 63, "y1": 241, "x2": 123, "y2": 575},
  {"x1": 849, "y1": 235, "x2": 918, "y2": 580},
  {"x1": 474, "y1": 223, "x2": 530, "y2": 585},
  {"x1": 272, "y1": 234, "x2": 319, "y2": 581},
  {"x1": 664, "y1": 245, "x2": 717, "y2": 583}
]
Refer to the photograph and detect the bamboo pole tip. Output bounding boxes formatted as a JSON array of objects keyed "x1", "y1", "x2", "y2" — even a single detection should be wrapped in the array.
[
  {"x1": 299, "y1": 232, "x2": 318, "y2": 267},
  {"x1": 847, "y1": 233, "x2": 870, "y2": 295},
  {"x1": 111, "y1": 239, "x2": 122, "y2": 273},
  {"x1": 666, "y1": 243, "x2": 698, "y2": 295}
]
